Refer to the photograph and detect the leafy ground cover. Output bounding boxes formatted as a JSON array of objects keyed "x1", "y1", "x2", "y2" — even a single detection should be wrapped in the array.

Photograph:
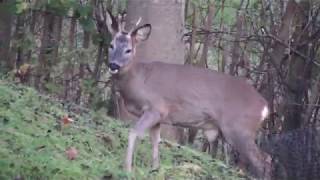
[{"x1": 0, "y1": 81, "x2": 243, "y2": 180}]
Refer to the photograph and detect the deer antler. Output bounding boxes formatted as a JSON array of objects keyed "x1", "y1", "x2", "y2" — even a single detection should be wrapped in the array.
[
  {"x1": 128, "y1": 17, "x2": 142, "y2": 34},
  {"x1": 115, "y1": 10, "x2": 142, "y2": 33},
  {"x1": 118, "y1": 11, "x2": 127, "y2": 32}
]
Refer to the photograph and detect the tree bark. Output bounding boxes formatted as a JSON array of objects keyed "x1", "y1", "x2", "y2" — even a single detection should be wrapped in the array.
[
  {"x1": 123, "y1": 0, "x2": 186, "y2": 143},
  {"x1": 198, "y1": 2, "x2": 215, "y2": 67},
  {"x1": 185, "y1": 3, "x2": 197, "y2": 65},
  {"x1": 52, "y1": 16, "x2": 63, "y2": 64},
  {"x1": 64, "y1": 15, "x2": 77, "y2": 100},
  {"x1": 229, "y1": 0, "x2": 245, "y2": 76},
  {"x1": 303, "y1": 73, "x2": 320, "y2": 124},
  {"x1": 26, "y1": 10, "x2": 38, "y2": 63},
  {"x1": 36, "y1": 12, "x2": 55, "y2": 90},
  {"x1": 126, "y1": 0, "x2": 185, "y2": 64},
  {"x1": 280, "y1": 1, "x2": 312, "y2": 130},
  {"x1": 0, "y1": 0, "x2": 13, "y2": 72},
  {"x1": 11, "y1": 14, "x2": 25, "y2": 69},
  {"x1": 36, "y1": 10, "x2": 63, "y2": 91},
  {"x1": 76, "y1": 30, "x2": 90, "y2": 104}
]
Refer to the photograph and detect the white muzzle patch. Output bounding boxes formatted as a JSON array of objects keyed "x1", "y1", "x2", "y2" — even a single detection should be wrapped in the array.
[{"x1": 109, "y1": 68, "x2": 119, "y2": 74}]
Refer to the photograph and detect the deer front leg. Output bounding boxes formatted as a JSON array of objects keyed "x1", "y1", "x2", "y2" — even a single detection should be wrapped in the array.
[
  {"x1": 125, "y1": 110, "x2": 161, "y2": 172},
  {"x1": 150, "y1": 123, "x2": 161, "y2": 170}
]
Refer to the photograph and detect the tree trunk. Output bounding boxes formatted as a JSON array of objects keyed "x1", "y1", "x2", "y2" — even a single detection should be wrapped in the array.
[
  {"x1": 11, "y1": 14, "x2": 25, "y2": 69},
  {"x1": 185, "y1": 3, "x2": 197, "y2": 65},
  {"x1": 64, "y1": 15, "x2": 77, "y2": 100},
  {"x1": 36, "y1": 12, "x2": 55, "y2": 90},
  {"x1": 92, "y1": 44, "x2": 104, "y2": 83},
  {"x1": 126, "y1": 0, "x2": 185, "y2": 64},
  {"x1": 52, "y1": 16, "x2": 63, "y2": 64},
  {"x1": 26, "y1": 10, "x2": 38, "y2": 63},
  {"x1": 76, "y1": 31, "x2": 90, "y2": 104},
  {"x1": 123, "y1": 0, "x2": 186, "y2": 143},
  {"x1": 0, "y1": 0, "x2": 13, "y2": 72},
  {"x1": 198, "y1": 2, "x2": 215, "y2": 67},
  {"x1": 36, "y1": 11, "x2": 62, "y2": 91},
  {"x1": 271, "y1": 0, "x2": 312, "y2": 131},
  {"x1": 229, "y1": 0, "x2": 245, "y2": 76}
]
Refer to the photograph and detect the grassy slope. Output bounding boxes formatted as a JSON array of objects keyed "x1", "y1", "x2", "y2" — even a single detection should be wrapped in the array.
[{"x1": 0, "y1": 82, "x2": 243, "y2": 180}]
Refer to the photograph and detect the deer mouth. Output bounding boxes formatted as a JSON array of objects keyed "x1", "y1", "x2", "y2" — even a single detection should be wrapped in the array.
[{"x1": 108, "y1": 63, "x2": 120, "y2": 74}]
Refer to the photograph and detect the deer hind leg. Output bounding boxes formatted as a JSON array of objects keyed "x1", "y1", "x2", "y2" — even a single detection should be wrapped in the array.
[
  {"x1": 222, "y1": 127, "x2": 271, "y2": 179},
  {"x1": 149, "y1": 123, "x2": 161, "y2": 170},
  {"x1": 125, "y1": 110, "x2": 161, "y2": 172},
  {"x1": 245, "y1": 140, "x2": 271, "y2": 180}
]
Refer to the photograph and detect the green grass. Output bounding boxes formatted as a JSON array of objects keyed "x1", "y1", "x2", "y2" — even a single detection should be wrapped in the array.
[{"x1": 0, "y1": 81, "x2": 243, "y2": 180}]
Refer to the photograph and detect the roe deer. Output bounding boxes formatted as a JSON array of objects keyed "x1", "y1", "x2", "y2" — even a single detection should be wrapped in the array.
[{"x1": 101, "y1": 10, "x2": 271, "y2": 179}]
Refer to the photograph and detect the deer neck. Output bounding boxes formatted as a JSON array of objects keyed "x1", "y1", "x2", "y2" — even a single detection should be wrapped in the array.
[
  {"x1": 111, "y1": 61, "x2": 149, "y2": 113},
  {"x1": 111, "y1": 61, "x2": 142, "y2": 92},
  {"x1": 111, "y1": 59, "x2": 135, "y2": 77}
]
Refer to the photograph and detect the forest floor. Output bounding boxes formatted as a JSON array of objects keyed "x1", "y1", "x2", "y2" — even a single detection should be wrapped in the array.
[{"x1": 0, "y1": 81, "x2": 243, "y2": 180}]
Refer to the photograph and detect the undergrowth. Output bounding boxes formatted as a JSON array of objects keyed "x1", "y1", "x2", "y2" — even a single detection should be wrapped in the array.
[{"x1": 0, "y1": 81, "x2": 243, "y2": 180}]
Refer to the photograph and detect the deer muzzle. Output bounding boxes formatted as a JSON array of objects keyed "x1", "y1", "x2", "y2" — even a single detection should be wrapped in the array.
[{"x1": 109, "y1": 63, "x2": 120, "y2": 74}]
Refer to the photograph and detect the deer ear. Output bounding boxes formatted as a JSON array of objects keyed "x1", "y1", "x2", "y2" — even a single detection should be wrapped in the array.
[
  {"x1": 105, "y1": 9, "x2": 119, "y2": 35},
  {"x1": 131, "y1": 24, "x2": 152, "y2": 43}
]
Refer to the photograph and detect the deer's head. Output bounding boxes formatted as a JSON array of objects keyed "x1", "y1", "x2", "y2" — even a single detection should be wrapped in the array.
[{"x1": 104, "y1": 10, "x2": 151, "y2": 74}]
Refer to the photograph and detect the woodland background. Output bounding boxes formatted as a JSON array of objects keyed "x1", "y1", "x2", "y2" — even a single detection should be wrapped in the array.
[{"x1": 1, "y1": 0, "x2": 320, "y2": 179}]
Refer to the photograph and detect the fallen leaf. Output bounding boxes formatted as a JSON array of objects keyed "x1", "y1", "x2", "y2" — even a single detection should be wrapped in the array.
[
  {"x1": 65, "y1": 147, "x2": 78, "y2": 160},
  {"x1": 61, "y1": 115, "x2": 74, "y2": 125}
]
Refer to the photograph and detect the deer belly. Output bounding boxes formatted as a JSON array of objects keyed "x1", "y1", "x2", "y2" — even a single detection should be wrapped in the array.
[
  {"x1": 166, "y1": 108, "x2": 210, "y2": 128},
  {"x1": 125, "y1": 103, "x2": 144, "y2": 117}
]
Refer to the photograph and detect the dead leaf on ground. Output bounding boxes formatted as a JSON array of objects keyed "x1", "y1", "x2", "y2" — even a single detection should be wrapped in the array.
[
  {"x1": 61, "y1": 115, "x2": 74, "y2": 126},
  {"x1": 65, "y1": 147, "x2": 78, "y2": 160}
]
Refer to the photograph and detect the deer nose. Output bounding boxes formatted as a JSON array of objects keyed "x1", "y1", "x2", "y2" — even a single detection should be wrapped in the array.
[{"x1": 109, "y1": 63, "x2": 120, "y2": 71}]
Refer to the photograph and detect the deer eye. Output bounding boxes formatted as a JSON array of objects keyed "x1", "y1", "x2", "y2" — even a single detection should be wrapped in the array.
[
  {"x1": 109, "y1": 44, "x2": 114, "y2": 49},
  {"x1": 125, "y1": 49, "x2": 132, "y2": 54}
]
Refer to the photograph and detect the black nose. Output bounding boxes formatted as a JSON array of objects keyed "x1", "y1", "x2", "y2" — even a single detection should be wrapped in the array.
[{"x1": 109, "y1": 63, "x2": 120, "y2": 71}]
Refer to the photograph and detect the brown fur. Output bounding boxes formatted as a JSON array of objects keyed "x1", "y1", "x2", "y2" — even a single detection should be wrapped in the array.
[{"x1": 104, "y1": 11, "x2": 271, "y2": 179}]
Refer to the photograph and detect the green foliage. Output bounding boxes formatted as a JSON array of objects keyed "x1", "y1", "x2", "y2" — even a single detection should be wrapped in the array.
[
  {"x1": 79, "y1": 17, "x2": 95, "y2": 32},
  {"x1": 91, "y1": 32, "x2": 105, "y2": 45},
  {"x1": 0, "y1": 0, "x2": 23, "y2": 14},
  {"x1": 6, "y1": 0, "x2": 95, "y2": 32},
  {"x1": 0, "y1": 82, "x2": 244, "y2": 179},
  {"x1": 11, "y1": 31, "x2": 36, "y2": 56},
  {"x1": 9, "y1": 0, "x2": 73, "y2": 15},
  {"x1": 44, "y1": 81, "x2": 63, "y2": 94},
  {"x1": 47, "y1": 0, "x2": 75, "y2": 15},
  {"x1": 75, "y1": 2, "x2": 95, "y2": 32},
  {"x1": 14, "y1": 0, "x2": 29, "y2": 14}
]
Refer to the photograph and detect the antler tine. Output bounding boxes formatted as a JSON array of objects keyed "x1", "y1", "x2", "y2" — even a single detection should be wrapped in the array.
[
  {"x1": 118, "y1": 11, "x2": 127, "y2": 32},
  {"x1": 128, "y1": 17, "x2": 142, "y2": 34},
  {"x1": 121, "y1": 11, "x2": 127, "y2": 31},
  {"x1": 117, "y1": 14, "x2": 122, "y2": 32},
  {"x1": 135, "y1": 17, "x2": 142, "y2": 26}
]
